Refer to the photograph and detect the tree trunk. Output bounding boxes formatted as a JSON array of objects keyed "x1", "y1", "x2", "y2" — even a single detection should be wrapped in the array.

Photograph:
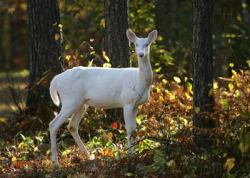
[
  {"x1": 10, "y1": 1, "x2": 27, "y2": 69},
  {"x1": 192, "y1": 0, "x2": 215, "y2": 148},
  {"x1": 104, "y1": 0, "x2": 130, "y2": 67},
  {"x1": 26, "y1": 0, "x2": 63, "y2": 120},
  {"x1": 155, "y1": 0, "x2": 179, "y2": 46},
  {"x1": 104, "y1": 0, "x2": 130, "y2": 123},
  {"x1": 0, "y1": 13, "x2": 5, "y2": 69}
]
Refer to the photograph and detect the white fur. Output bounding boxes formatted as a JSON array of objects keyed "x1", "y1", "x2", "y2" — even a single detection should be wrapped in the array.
[{"x1": 49, "y1": 29, "x2": 157, "y2": 166}]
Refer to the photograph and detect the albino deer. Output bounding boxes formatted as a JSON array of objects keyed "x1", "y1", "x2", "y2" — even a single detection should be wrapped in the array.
[{"x1": 49, "y1": 29, "x2": 157, "y2": 166}]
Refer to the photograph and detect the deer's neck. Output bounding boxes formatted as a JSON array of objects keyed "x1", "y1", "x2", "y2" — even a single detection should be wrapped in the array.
[{"x1": 138, "y1": 55, "x2": 153, "y2": 90}]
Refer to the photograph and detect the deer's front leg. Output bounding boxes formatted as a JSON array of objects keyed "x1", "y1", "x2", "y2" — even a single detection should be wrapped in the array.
[{"x1": 123, "y1": 104, "x2": 137, "y2": 153}]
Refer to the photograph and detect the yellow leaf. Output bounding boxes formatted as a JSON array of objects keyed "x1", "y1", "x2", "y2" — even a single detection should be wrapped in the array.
[
  {"x1": 159, "y1": 95, "x2": 164, "y2": 102},
  {"x1": 155, "y1": 67, "x2": 162, "y2": 73},
  {"x1": 126, "y1": 173, "x2": 134, "y2": 177},
  {"x1": 235, "y1": 90, "x2": 240, "y2": 97},
  {"x1": 213, "y1": 82, "x2": 218, "y2": 90},
  {"x1": 103, "y1": 63, "x2": 111, "y2": 68},
  {"x1": 162, "y1": 79, "x2": 167, "y2": 84},
  {"x1": 224, "y1": 157, "x2": 235, "y2": 172},
  {"x1": 34, "y1": 146, "x2": 39, "y2": 152},
  {"x1": 185, "y1": 93, "x2": 191, "y2": 99},
  {"x1": 0, "y1": 117, "x2": 6, "y2": 124},
  {"x1": 65, "y1": 55, "x2": 71, "y2": 61},
  {"x1": 231, "y1": 69, "x2": 237, "y2": 75},
  {"x1": 18, "y1": 142, "x2": 28, "y2": 149},
  {"x1": 54, "y1": 34, "x2": 60, "y2": 41},
  {"x1": 229, "y1": 63, "x2": 234, "y2": 68},
  {"x1": 62, "y1": 149, "x2": 71, "y2": 156},
  {"x1": 102, "y1": 51, "x2": 110, "y2": 62},
  {"x1": 228, "y1": 83, "x2": 234, "y2": 92},
  {"x1": 186, "y1": 82, "x2": 192, "y2": 92},
  {"x1": 58, "y1": 24, "x2": 63, "y2": 28},
  {"x1": 12, "y1": 156, "x2": 17, "y2": 162},
  {"x1": 88, "y1": 60, "x2": 93, "y2": 67},
  {"x1": 173, "y1": 76, "x2": 181, "y2": 84},
  {"x1": 246, "y1": 60, "x2": 250, "y2": 67}
]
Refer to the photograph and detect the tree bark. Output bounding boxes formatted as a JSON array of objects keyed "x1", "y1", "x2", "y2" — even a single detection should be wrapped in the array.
[
  {"x1": 155, "y1": 0, "x2": 179, "y2": 46},
  {"x1": 26, "y1": 0, "x2": 62, "y2": 120},
  {"x1": 0, "y1": 13, "x2": 5, "y2": 69},
  {"x1": 104, "y1": 0, "x2": 130, "y2": 67},
  {"x1": 104, "y1": 0, "x2": 130, "y2": 123},
  {"x1": 192, "y1": 0, "x2": 215, "y2": 148}
]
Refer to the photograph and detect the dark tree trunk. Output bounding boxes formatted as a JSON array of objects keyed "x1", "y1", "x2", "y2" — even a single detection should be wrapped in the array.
[
  {"x1": 192, "y1": 0, "x2": 215, "y2": 148},
  {"x1": 104, "y1": 0, "x2": 130, "y2": 123},
  {"x1": 155, "y1": 0, "x2": 179, "y2": 46},
  {"x1": 104, "y1": 0, "x2": 130, "y2": 67},
  {"x1": 26, "y1": 0, "x2": 63, "y2": 120},
  {"x1": 10, "y1": 1, "x2": 27, "y2": 69},
  {"x1": 0, "y1": 13, "x2": 5, "y2": 69}
]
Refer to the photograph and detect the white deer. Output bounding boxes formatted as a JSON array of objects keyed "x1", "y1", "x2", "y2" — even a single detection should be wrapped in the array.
[{"x1": 49, "y1": 29, "x2": 157, "y2": 166}]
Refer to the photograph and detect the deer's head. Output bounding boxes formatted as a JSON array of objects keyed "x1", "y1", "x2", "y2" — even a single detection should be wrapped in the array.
[{"x1": 126, "y1": 29, "x2": 157, "y2": 59}]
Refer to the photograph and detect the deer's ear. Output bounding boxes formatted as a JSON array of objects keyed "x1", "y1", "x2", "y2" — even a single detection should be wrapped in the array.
[
  {"x1": 148, "y1": 30, "x2": 158, "y2": 44},
  {"x1": 126, "y1": 29, "x2": 136, "y2": 43}
]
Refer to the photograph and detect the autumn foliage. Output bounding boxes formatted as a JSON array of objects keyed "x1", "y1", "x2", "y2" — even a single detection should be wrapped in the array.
[{"x1": 0, "y1": 67, "x2": 249, "y2": 177}]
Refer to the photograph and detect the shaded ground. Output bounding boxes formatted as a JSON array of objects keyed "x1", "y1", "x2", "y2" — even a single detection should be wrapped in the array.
[{"x1": 0, "y1": 70, "x2": 28, "y2": 124}]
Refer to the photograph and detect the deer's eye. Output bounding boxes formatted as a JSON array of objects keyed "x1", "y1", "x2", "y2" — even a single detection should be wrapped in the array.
[
  {"x1": 135, "y1": 43, "x2": 138, "y2": 47},
  {"x1": 145, "y1": 43, "x2": 149, "y2": 47}
]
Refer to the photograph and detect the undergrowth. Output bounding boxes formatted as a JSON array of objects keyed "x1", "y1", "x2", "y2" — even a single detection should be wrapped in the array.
[{"x1": 0, "y1": 67, "x2": 249, "y2": 177}]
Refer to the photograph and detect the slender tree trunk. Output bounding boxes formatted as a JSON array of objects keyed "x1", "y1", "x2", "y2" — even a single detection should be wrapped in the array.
[
  {"x1": 104, "y1": 0, "x2": 130, "y2": 67},
  {"x1": 0, "y1": 13, "x2": 5, "y2": 69},
  {"x1": 10, "y1": 1, "x2": 27, "y2": 69},
  {"x1": 192, "y1": 0, "x2": 215, "y2": 148},
  {"x1": 155, "y1": 0, "x2": 179, "y2": 46},
  {"x1": 104, "y1": 0, "x2": 130, "y2": 123},
  {"x1": 26, "y1": 0, "x2": 62, "y2": 120}
]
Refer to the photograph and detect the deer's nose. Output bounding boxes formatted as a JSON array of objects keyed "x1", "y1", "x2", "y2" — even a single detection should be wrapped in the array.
[{"x1": 139, "y1": 53, "x2": 144, "y2": 58}]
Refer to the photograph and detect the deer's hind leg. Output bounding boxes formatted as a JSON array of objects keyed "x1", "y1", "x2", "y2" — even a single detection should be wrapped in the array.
[
  {"x1": 49, "y1": 104, "x2": 76, "y2": 166},
  {"x1": 67, "y1": 105, "x2": 89, "y2": 155}
]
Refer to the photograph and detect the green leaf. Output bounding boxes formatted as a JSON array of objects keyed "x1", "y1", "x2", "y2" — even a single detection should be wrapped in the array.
[
  {"x1": 195, "y1": 107, "x2": 200, "y2": 113},
  {"x1": 62, "y1": 149, "x2": 72, "y2": 156},
  {"x1": 229, "y1": 63, "x2": 234, "y2": 68},
  {"x1": 239, "y1": 131, "x2": 250, "y2": 154},
  {"x1": 186, "y1": 82, "x2": 192, "y2": 92},
  {"x1": 155, "y1": 67, "x2": 162, "y2": 73},
  {"x1": 228, "y1": 83, "x2": 234, "y2": 92},
  {"x1": 231, "y1": 69, "x2": 237, "y2": 75},
  {"x1": 136, "y1": 115, "x2": 143, "y2": 125},
  {"x1": 166, "y1": 159, "x2": 176, "y2": 170},
  {"x1": 220, "y1": 98, "x2": 229, "y2": 110},
  {"x1": 153, "y1": 150, "x2": 165, "y2": 165},
  {"x1": 126, "y1": 173, "x2": 134, "y2": 177},
  {"x1": 246, "y1": 60, "x2": 250, "y2": 67}
]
